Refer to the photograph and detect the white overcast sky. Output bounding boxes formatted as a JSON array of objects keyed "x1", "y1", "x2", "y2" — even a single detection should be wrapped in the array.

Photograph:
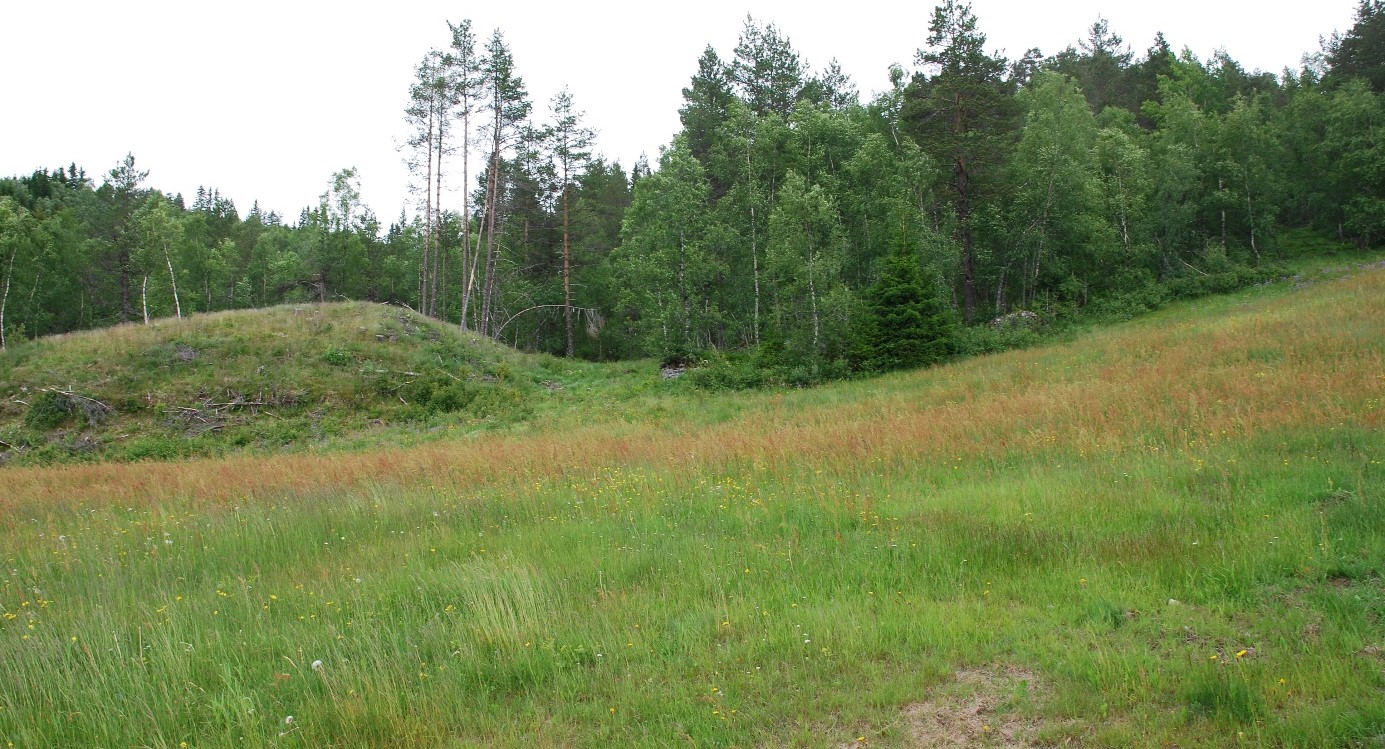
[{"x1": 1, "y1": 1, "x2": 1358, "y2": 223}]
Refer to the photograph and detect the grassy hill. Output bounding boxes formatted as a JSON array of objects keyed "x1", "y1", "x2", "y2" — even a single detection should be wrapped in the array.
[
  {"x1": 1, "y1": 266, "x2": 1382, "y2": 747},
  {"x1": 0, "y1": 301, "x2": 674, "y2": 466}
]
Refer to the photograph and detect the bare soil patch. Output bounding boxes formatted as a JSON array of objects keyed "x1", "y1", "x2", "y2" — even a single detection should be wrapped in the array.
[{"x1": 901, "y1": 666, "x2": 1053, "y2": 748}]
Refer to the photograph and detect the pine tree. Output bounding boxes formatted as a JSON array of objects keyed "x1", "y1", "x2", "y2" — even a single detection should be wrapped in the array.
[
  {"x1": 903, "y1": 0, "x2": 1017, "y2": 322},
  {"x1": 107, "y1": 153, "x2": 149, "y2": 323},
  {"x1": 448, "y1": 19, "x2": 484, "y2": 329},
  {"x1": 1325, "y1": 1, "x2": 1385, "y2": 92},
  {"x1": 478, "y1": 29, "x2": 531, "y2": 337},
  {"x1": 730, "y1": 16, "x2": 806, "y2": 119},
  {"x1": 549, "y1": 88, "x2": 595, "y2": 357}
]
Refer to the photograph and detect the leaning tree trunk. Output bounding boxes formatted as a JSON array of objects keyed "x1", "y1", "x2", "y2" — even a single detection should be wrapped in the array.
[{"x1": 163, "y1": 243, "x2": 182, "y2": 319}]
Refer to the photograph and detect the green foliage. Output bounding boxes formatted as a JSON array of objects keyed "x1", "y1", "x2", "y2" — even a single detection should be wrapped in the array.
[
  {"x1": 682, "y1": 353, "x2": 767, "y2": 391},
  {"x1": 859, "y1": 238, "x2": 958, "y2": 372},
  {"x1": 2, "y1": 8, "x2": 1382, "y2": 395},
  {"x1": 398, "y1": 373, "x2": 530, "y2": 423},
  {"x1": 1325, "y1": 0, "x2": 1385, "y2": 92},
  {"x1": 765, "y1": 172, "x2": 852, "y2": 369},
  {"x1": 321, "y1": 346, "x2": 353, "y2": 366},
  {"x1": 24, "y1": 390, "x2": 75, "y2": 430},
  {"x1": 955, "y1": 321, "x2": 1044, "y2": 357},
  {"x1": 614, "y1": 140, "x2": 724, "y2": 360}
]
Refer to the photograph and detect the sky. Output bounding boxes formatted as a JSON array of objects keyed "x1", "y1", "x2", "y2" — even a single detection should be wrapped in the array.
[{"x1": 2, "y1": 0, "x2": 1360, "y2": 223}]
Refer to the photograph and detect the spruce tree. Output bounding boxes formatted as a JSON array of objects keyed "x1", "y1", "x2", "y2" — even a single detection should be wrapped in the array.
[{"x1": 861, "y1": 237, "x2": 957, "y2": 372}]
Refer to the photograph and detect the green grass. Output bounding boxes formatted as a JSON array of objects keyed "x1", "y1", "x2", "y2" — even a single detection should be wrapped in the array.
[
  {"x1": 0, "y1": 302, "x2": 683, "y2": 466},
  {"x1": 2, "y1": 432, "x2": 1382, "y2": 747},
  {"x1": 1, "y1": 265, "x2": 1384, "y2": 746}
]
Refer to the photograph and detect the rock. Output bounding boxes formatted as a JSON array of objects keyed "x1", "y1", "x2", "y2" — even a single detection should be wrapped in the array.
[{"x1": 991, "y1": 310, "x2": 1041, "y2": 330}]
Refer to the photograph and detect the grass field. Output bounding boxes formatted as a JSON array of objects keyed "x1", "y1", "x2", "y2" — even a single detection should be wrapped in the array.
[{"x1": 1, "y1": 266, "x2": 1383, "y2": 747}]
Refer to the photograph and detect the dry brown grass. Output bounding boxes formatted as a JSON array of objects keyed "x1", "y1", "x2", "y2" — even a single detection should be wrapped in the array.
[
  {"x1": 4, "y1": 270, "x2": 1380, "y2": 512},
  {"x1": 902, "y1": 667, "x2": 1048, "y2": 748}
]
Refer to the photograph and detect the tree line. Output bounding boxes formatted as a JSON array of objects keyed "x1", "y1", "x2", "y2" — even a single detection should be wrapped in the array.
[{"x1": 2, "y1": 1, "x2": 1382, "y2": 381}]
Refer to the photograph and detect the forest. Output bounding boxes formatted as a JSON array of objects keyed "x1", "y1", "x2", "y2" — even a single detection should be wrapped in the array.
[{"x1": 2, "y1": 1, "x2": 1382, "y2": 383}]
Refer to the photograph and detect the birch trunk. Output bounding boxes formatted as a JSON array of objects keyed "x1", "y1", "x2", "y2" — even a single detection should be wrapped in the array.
[
  {"x1": 0, "y1": 246, "x2": 13, "y2": 350},
  {"x1": 164, "y1": 243, "x2": 182, "y2": 319},
  {"x1": 808, "y1": 249, "x2": 820, "y2": 355},
  {"x1": 1244, "y1": 165, "x2": 1258, "y2": 262}
]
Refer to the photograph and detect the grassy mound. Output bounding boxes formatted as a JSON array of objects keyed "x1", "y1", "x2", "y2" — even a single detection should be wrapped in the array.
[{"x1": 0, "y1": 302, "x2": 663, "y2": 465}]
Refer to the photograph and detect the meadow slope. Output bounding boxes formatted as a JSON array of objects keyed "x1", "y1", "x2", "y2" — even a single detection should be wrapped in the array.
[{"x1": 1, "y1": 268, "x2": 1382, "y2": 747}]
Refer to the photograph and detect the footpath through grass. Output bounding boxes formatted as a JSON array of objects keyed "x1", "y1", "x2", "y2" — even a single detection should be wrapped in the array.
[{"x1": 1, "y1": 268, "x2": 1382, "y2": 747}]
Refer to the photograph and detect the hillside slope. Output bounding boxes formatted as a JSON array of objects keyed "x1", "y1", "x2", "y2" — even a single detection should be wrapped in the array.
[
  {"x1": 0, "y1": 301, "x2": 662, "y2": 465},
  {"x1": 0, "y1": 267, "x2": 1381, "y2": 747}
]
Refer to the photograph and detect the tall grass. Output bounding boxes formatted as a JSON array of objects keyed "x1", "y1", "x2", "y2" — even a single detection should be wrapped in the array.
[{"x1": 1, "y1": 270, "x2": 1382, "y2": 747}]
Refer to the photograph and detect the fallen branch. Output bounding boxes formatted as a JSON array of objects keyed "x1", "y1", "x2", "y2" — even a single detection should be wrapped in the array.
[
  {"x1": 40, "y1": 387, "x2": 113, "y2": 426},
  {"x1": 1178, "y1": 256, "x2": 1210, "y2": 277}
]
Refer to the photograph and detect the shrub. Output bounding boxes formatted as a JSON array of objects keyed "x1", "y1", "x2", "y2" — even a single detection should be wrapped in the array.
[
  {"x1": 322, "y1": 346, "x2": 353, "y2": 366},
  {"x1": 25, "y1": 391, "x2": 75, "y2": 430},
  {"x1": 683, "y1": 355, "x2": 766, "y2": 392}
]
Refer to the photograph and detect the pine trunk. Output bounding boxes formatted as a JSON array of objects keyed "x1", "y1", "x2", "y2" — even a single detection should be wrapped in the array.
[
  {"x1": 421, "y1": 103, "x2": 435, "y2": 315},
  {"x1": 957, "y1": 156, "x2": 977, "y2": 323},
  {"x1": 563, "y1": 181, "x2": 573, "y2": 357},
  {"x1": 460, "y1": 108, "x2": 472, "y2": 330},
  {"x1": 432, "y1": 119, "x2": 445, "y2": 317},
  {"x1": 480, "y1": 147, "x2": 501, "y2": 337}
]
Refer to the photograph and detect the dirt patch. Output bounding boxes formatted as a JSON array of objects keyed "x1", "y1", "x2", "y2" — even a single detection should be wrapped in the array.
[{"x1": 901, "y1": 666, "x2": 1053, "y2": 748}]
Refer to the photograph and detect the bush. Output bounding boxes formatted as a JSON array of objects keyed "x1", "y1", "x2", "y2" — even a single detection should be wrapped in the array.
[
  {"x1": 322, "y1": 346, "x2": 353, "y2": 366},
  {"x1": 25, "y1": 391, "x2": 75, "y2": 430},
  {"x1": 120, "y1": 435, "x2": 192, "y2": 462},
  {"x1": 683, "y1": 355, "x2": 766, "y2": 392},
  {"x1": 955, "y1": 324, "x2": 1043, "y2": 357},
  {"x1": 1166, "y1": 264, "x2": 1285, "y2": 300},
  {"x1": 397, "y1": 373, "x2": 531, "y2": 422}
]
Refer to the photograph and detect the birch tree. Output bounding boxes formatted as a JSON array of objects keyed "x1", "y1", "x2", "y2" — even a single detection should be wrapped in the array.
[
  {"x1": 0, "y1": 197, "x2": 25, "y2": 349},
  {"x1": 134, "y1": 194, "x2": 185, "y2": 320}
]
